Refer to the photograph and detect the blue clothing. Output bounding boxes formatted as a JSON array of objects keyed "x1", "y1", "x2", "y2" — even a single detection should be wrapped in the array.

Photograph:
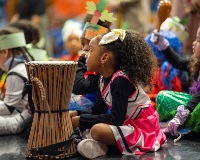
[
  {"x1": 5, "y1": 55, "x2": 26, "y2": 70},
  {"x1": 0, "y1": 0, "x2": 6, "y2": 27}
]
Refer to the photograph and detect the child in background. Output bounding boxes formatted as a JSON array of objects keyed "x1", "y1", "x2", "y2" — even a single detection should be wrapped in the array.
[
  {"x1": 0, "y1": 27, "x2": 32, "y2": 135},
  {"x1": 160, "y1": 17, "x2": 191, "y2": 93},
  {"x1": 9, "y1": 19, "x2": 48, "y2": 61},
  {"x1": 72, "y1": 14, "x2": 111, "y2": 94},
  {"x1": 72, "y1": 0, "x2": 114, "y2": 106},
  {"x1": 60, "y1": 19, "x2": 83, "y2": 62},
  {"x1": 0, "y1": 20, "x2": 38, "y2": 99},
  {"x1": 150, "y1": 26, "x2": 200, "y2": 136},
  {"x1": 69, "y1": 13, "x2": 112, "y2": 110},
  {"x1": 145, "y1": 30, "x2": 183, "y2": 109},
  {"x1": 71, "y1": 13, "x2": 111, "y2": 107},
  {"x1": 70, "y1": 29, "x2": 166, "y2": 159}
]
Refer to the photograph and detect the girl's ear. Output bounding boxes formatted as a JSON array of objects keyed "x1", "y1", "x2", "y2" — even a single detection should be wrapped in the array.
[
  {"x1": 101, "y1": 52, "x2": 109, "y2": 64},
  {"x1": 2, "y1": 49, "x2": 9, "y2": 57}
]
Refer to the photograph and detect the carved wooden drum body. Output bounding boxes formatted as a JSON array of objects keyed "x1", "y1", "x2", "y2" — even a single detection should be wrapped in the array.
[{"x1": 25, "y1": 61, "x2": 77, "y2": 159}]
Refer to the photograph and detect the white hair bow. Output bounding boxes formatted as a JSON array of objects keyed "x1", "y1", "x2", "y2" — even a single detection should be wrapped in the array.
[{"x1": 99, "y1": 29, "x2": 126, "y2": 45}]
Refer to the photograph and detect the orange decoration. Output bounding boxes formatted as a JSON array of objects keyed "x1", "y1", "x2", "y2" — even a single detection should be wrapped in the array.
[{"x1": 0, "y1": 81, "x2": 6, "y2": 96}]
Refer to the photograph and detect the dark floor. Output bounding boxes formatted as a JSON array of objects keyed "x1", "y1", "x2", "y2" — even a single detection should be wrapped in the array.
[{"x1": 0, "y1": 131, "x2": 200, "y2": 160}]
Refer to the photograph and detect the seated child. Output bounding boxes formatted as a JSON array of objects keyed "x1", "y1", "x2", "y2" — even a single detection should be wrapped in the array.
[
  {"x1": 150, "y1": 26, "x2": 200, "y2": 136},
  {"x1": 60, "y1": 19, "x2": 83, "y2": 61},
  {"x1": 72, "y1": 0, "x2": 114, "y2": 105},
  {"x1": 70, "y1": 29, "x2": 166, "y2": 159},
  {"x1": 0, "y1": 27, "x2": 32, "y2": 135}
]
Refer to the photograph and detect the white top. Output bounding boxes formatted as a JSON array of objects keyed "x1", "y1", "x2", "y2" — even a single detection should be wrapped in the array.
[{"x1": 0, "y1": 63, "x2": 28, "y2": 115}]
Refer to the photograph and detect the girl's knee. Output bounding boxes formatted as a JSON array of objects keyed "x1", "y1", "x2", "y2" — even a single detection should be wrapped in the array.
[{"x1": 90, "y1": 123, "x2": 106, "y2": 141}]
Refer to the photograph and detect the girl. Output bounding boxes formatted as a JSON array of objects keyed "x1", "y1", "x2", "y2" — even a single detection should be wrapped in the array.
[
  {"x1": 71, "y1": 14, "x2": 111, "y2": 107},
  {"x1": 0, "y1": 27, "x2": 32, "y2": 135},
  {"x1": 151, "y1": 26, "x2": 200, "y2": 136},
  {"x1": 70, "y1": 29, "x2": 166, "y2": 159}
]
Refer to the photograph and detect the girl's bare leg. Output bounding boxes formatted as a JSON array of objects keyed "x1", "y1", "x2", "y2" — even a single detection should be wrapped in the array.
[{"x1": 90, "y1": 123, "x2": 117, "y2": 146}]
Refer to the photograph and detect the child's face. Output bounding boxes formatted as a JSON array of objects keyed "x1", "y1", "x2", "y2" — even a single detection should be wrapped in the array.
[
  {"x1": 64, "y1": 34, "x2": 82, "y2": 56},
  {"x1": 193, "y1": 27, "x2": 200, "y2": 58},
  {"x1": 0, "y1": 50, "x2": 8, "y2": 71},
  {"x1": 81, "y1": 38, "x2": 90, "y2": 51},
  {"x1": 85, "y1": 37, "x2": 102, "y2": 72}
]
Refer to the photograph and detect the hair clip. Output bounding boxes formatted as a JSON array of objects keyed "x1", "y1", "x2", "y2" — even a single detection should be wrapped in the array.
[{"x1": 99, "y1": 29, "x2": 126, "y2": 45}]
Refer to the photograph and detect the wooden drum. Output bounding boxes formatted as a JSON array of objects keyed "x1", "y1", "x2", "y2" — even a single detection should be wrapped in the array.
[{"x1": 25, "y1": 61, "x2": 77, "y2": 159}]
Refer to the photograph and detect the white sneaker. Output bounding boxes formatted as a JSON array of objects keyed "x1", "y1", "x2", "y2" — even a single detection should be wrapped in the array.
[{"x1": 77, "y1": 139, "x2": 108, "y2": 159}]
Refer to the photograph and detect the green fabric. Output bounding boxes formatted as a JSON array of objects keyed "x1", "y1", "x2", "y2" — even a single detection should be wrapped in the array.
[
  {"x1": 0, "y1": 32, "x2": 26, "y2": 50},
  {"x1": 156, "y1": 91, "x2": 192, "y2": 121},
  {"x1": 184, "y1": 102, "x2": 200, "y2": 132}
]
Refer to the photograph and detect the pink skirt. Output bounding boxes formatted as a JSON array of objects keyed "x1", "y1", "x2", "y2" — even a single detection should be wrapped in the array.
[{"x1": 109, "y1": 105, "x2": 166, "y2": 155}]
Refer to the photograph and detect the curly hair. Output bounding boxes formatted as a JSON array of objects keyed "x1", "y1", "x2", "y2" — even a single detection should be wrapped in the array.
[
  {"x1": 189, "y1": 55, "x2": 200, "y2": 76},
  {"x1": 98, "y1": 30, "x2": 158, "y2": 86}
]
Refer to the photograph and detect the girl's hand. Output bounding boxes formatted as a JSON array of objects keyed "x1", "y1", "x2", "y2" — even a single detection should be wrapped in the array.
[
  {"x1": 150, "y1": 29, "x2": 169, "y2": 50},
  {"x1": 69, "y1": 110, "x2": 78, "y2": 117},
  {"x1": 80, "y1": 51, "x2": 88, "y2": 58},
  {"x1": 71, "y1": 116, "x2": 80, "y2": 128}
]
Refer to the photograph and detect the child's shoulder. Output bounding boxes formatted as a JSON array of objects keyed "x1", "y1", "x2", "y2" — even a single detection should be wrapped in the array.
[
  {"x1": 8, "y1": 63, "x2": 27, "y2": 79},
  {"x1": 111, "y1": 70, "x2": 129, "y2": 82},
  {"x1": 110, "y1": 70, "x2": 134, "y2": 87}
]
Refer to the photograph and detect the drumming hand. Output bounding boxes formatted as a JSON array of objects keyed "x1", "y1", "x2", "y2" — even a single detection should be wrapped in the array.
[
  {"x1": 70, "y1": 110, "x2": 78, "y2": 117},
  {"x1": 71, "y1": 116, "x2": 80, "y2": 128}
]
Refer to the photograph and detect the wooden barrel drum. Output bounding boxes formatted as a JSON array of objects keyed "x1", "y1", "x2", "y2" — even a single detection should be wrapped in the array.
[{"x1": 25, "y1": 61, "x2": 77, "y2": 159}]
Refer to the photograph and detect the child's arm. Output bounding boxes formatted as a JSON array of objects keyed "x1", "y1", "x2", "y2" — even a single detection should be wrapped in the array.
[
  {"x1": 72, "y1": 56, "x2": 100, "y2": 94},
  {"x1": 162, "y1": 47, "x2": 190, "y2": 72},
  {"x1": 76, "y1": 77, "x2": 134, "y2": 130},
  {"x1": 185, "y1": 90, "x2": 200, "y2": 112},
  {"x1": 151, "y1": 31, "x2": 190, "y2": 72}
]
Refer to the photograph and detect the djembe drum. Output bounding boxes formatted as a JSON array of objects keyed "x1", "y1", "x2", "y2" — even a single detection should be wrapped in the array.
[{"x1": 25, "y1": 61, "x2": 77, "y2": 159}]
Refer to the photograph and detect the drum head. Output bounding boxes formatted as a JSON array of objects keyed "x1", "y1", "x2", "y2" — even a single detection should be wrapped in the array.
[{"x1": 26, "y1": 61, "x2": 76, "y2": 65}]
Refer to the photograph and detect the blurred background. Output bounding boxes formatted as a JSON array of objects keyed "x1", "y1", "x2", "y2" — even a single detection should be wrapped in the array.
[{"x1": 1, "y1": 0, "x2": 199, "y2": 58}]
